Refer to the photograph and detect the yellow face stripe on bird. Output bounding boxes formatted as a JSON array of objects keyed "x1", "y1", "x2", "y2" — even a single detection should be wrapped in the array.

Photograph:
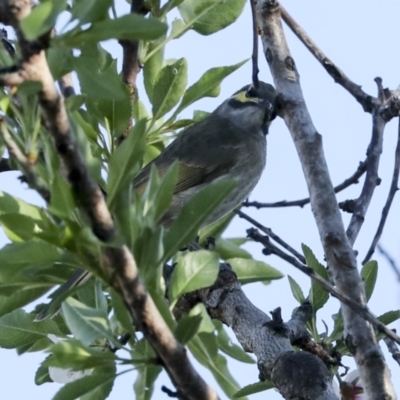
[{"x1": 233, "y1": 90, "x2": 259, "y2": 104}]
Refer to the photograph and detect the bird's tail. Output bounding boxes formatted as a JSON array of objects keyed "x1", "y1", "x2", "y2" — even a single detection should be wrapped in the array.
[{"x1": 34, "y1": 268, "x2": 92, "y2": 321}]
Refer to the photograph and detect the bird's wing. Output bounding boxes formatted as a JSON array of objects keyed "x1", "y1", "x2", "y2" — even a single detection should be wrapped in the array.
[{"x1": 133, "y1": 115, "x2": 246, "y2": 195}]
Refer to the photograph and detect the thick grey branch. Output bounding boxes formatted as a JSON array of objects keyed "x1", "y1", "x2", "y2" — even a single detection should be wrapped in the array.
[
  {"x1": 191, "y1": 264, "x2": 338, "y2": 399},
  {"x1": 255, "y1": 1, "x2": 395, "y2": 398}
]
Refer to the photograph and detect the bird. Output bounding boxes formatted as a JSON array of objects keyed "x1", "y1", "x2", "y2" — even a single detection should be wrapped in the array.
[{"x1": 34, "y1": 81, "x2": 277, "y2": 321}]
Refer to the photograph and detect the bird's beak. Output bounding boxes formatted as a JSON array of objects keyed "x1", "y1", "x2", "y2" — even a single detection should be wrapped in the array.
[{"x1": 257, "y1": 98, "x2": 274, "y2": 110}]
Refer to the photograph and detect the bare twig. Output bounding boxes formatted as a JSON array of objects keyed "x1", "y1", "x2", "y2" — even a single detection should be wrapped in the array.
[
  {"x1": 0, "y1": 2, "x2": 218, "y2": 398},
  {"x1": 58, "y1": 72, "x2": 75, "y2": 98},
  {"x1": 1, "y1": 27, "x2": 15, "y2": 57},
  {"x1": 117, "y1": 0, "x2": 149, "y2": 144},
  {"x1": 235, "y1": 208, "x2": 305, "y2": 263},
  {"x1": 244, "y1": 159, "x2": 367, "y2": 209},
  {"x1": 0, "y1": 117, "x2": 50, "y2": 201},
  {"x1": 247, "y1": 228, "x2": 400, "y2": 346},
  {"x1": 363, "y1": 118, "x2": 400, "y2": 264},
  {"x1": 346, "y1": 79, "x2": 388, "y2": 245},
  {"x1": 384, "y1": 330, "x2": 400, "y2": 367},
  {"x1": 280, "y1": 5, "x2": 375, "y2": 113},
  {"x1": 249, "y1": 0, "x2": 260, "y2": 89},
  {"x1": 377, "y1": 244, "x2": 400, "y2": 281},
  {"x1": 255, "y1": 2, "x2": 395, "y2": 398}
]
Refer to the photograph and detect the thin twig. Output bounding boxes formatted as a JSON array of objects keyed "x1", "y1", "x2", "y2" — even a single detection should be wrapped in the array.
[
  {"x1": 58, "y1": 72, "x2": 75, "y2": 98},
  {"x1": 235, "y1": 208, "x2": 305, "y2": 263},
  {"x1": 363, "y1": 118, "x2": 400, "y2": 264},
  {"x1": 1, "y1": 27, "x2": 15, "y2": 57},
  {"x1": 247, "y1": 228, "x2": 400, "y2": 346},
  {"x1": 383, "y1": 330, "x2": 400, "y2": 367},
  {"x1": 117, "y1": 0, "x2": 149, "y2": 145},
  {"x1": 244, "y1": 159, "x2": 367, "y2": 209},
  {"x1": 280, "y1": 5, "x2": 376, "y2": 113},
  {"x1": 346, "y1": 79, "x2": 387, "y2": 246},
  {"x1": 377, "y1": 245, "x2": 400, "y2": 281},
  {"x1": 249, "y1": 0, "x2": 260, "y2": 89}
]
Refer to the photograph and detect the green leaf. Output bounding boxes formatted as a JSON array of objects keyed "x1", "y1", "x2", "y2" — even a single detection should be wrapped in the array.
[
  {"x1": 179, "y1": 0, "x2": 246, "y2": 35},
  {"x1": 0, "y1": 190, "x2": 43, "y2": 220},
  {"x1": 133, "y1": 340, "x2": 162, "y2": 400},
  {"x1": 46, "y1": 339, "x2": 117, "y2": 370},
  {"x1": 327, "y1": 310, "x2": 343, "y2": 343},
  {"x1": 35, "y1": 362, "x2": 52, "y2": 385},
  {"x1": 73, "y1": 55, "x2": 128, "y2": 102},
  {"x1": 49, "y1": 175, "x2": 76, "y2": 219},
  {"x1": 143, "y1": 39, "x2": 165, "y2": 103},
  {"x1": 107, "y1": 120, "x2": 147, "y2": 209},
  {"x1": 110, "y1": 288, "x2": 134, "y2": 335},
  {"x1": 20, "y1": 0, "x2": 67, "y2": 40},
  {"x1": 0, "y1": 287, "x2": 53, "y2": 318},
  {"x1": 153, "y1": 162, "x2": 179, "y2": 222},
  {"x1": 174, "y1": 314, "x2": 203, "y2": 344},
  {"x1": 170, "y1": 250, "x2": 219, "y2": 302},
  {"x1": 56, "y1": 14, "x2": 167, "y2": 47},
  {"x1": 175, "y1": 60, "x2": 247, "y2": 114},
  {"x1": 189, "y1": 334, "x2": 242, "y2": 398},
  {"x1": 302, "y1": 244, "x2": 329, "y2": 312},
  {"x1": 81, "y1": 365, "x2": 116, "y2": 400},
  {"x1": 233, "y1": 381, "x2": 274, "y2": 398},
  {"x1": 0, "y1": 213, "x2": 36, "y2": 241},
  {"x1": 214, "y1": 238, "x2": 252, "y2": 260},
  {"x1": 227, "y1": 258, "x2": 283, "y2": 285},
  {"x1": 70, "y1": 0, "x2": 113, "y2": 24},
  {"x1": 288, "y1": 275, "x2": 305, "y2": 304},
  {"x1": 163, "y1": 180, "x2": 235, "y2": 261},
  {"x1": 62, "y1": 298, "x2": 119, "y2": 347},
  {"x1": 152, "y1": 58, "x2": 188, "y2": 121},
  {"x1": 0, "y1": 309, "x2": 62, "y2": 349},
  {"x1": 47, "y1": 48, "x2": 74, "y2": 80},
  {"x1": 53, "y1": 368, "x2": 116, "y2": 400},
  {"x1": 378, "y1": 310, "x2": 400, "y2": 325},
  {"x1": 361, "y1": 260, "x2": 378, "y2": 302}
]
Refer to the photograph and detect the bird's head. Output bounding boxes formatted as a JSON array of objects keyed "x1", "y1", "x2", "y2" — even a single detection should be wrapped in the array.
[{"x1": 216, "y1": 81, "x2": 277, "y2": 135}]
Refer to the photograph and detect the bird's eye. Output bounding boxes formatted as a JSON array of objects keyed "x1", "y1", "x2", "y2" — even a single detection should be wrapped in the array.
[{"x1": 245, "y1": 87, "x2": 258, "y2": 98}]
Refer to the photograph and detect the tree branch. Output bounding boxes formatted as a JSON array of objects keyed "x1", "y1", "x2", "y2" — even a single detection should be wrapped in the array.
[
  {"x1": 235, "y1": 208, "x2": 305, "y2": 263},
  {"x1": 255, "y1": 2, "x2": 395, "y2": 398},
  {"x1": 180, "y1": 263, "x2": 338, "y2": 399},
  {"x1": 243, "y1": 158, "x2": 367, "y2": 209},
  {"x1": 345, "y1": 78, "x2": 389, "y2": 245},
  {"x1": 384, "y1": 330, "x2": 400, "y2": 367},
  {"x1": 0, "y1": 2, "x2": 218, "y2": 398},
  {"x1": 247, "y1": 227, "x2": 400, "y2": 346},
  {"x1": 377, "y1": 244, "x2": 400, "y2": 281},
  {"x1": 279, "y1": 5, "x2": 375, "y2": 113},
  {"x1": 362, "y1": 117, "x2": 400, "y2": 264}
]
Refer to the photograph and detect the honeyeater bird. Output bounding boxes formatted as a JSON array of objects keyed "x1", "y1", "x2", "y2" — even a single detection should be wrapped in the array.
[{"x1": 34, "y1": 81, "x2": 277, "y2": 321}]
